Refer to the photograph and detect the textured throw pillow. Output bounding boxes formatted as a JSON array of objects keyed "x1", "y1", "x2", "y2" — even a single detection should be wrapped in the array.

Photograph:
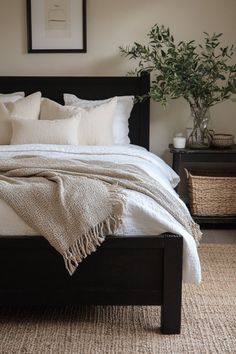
[
  {"x1": 63, "y1": 94, "x2": 134, "y2": 145},
  {"x1": 0, "y1": 104, "x2": 12, "y2": 144},
  {"x1": 40, "y1": 97, "x2": 117, "y2": 145},
  {"x1": 0, "y1": 92, "x2": 42, "y2": 145},
  {"x1": 0, "y1": 92, "x2": 25, "y2": 103},
  {"x1": 11, "y1": 117, "x2": 80, "y2": 145},
  {"x1": 6, "y1": 91, "x2": 42, "y2": 120},
  {"x1": 40, "y1": 98, "x2": 79, "y2": 120}
]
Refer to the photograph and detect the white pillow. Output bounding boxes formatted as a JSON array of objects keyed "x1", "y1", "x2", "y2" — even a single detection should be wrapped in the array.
[
  {"x1": 11, "y1": 117, "x2": 80, "y2": 145},
  {"x1": 40, "y1": 97, "x2": 117, "y2": 145},
  {"x1": 63, "y1": 94, "x2": 134, "y2": 145},
  {"x1": 0, "y1": 92, "x2": 42, "y2": 145},
  {"x1": 0, "y1": 92, "x2": 25, "y2": 103}
]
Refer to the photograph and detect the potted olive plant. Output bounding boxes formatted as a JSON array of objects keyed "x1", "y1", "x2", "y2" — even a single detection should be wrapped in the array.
[{"x1": 120, "y1": 25, "x2": 236, "y2": 148}]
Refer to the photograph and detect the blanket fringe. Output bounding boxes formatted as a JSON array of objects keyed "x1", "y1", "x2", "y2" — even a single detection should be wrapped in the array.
[
  {"x1": 190, "y1": 221, "x2": 202, "y2": 246},
  {"x1": 63, "y1": 185, "x2": 125, "y2": 275}
]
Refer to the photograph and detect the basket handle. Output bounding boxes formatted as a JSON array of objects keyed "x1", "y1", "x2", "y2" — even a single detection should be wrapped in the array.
[{"x1": 184, "y1": 168, "x2": 190, "y2": 179}]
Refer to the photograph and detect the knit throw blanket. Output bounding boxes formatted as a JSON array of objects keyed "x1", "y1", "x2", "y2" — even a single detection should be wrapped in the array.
[{"x1": 0, "y1": 156, "x2": 202, "y2": 274}]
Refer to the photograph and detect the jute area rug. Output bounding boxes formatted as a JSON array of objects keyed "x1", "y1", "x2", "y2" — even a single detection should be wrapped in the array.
[{"x1": 0, "y1": 244, "x2": 235, "y2": 354}]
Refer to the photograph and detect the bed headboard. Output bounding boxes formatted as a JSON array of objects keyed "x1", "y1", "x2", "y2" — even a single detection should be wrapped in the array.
[{"x1": 0, "y1": 75, "x2": 150, "y2": 149}]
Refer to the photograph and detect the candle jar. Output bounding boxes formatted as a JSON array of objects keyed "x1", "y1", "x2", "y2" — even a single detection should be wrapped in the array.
[{"x1": 173, "y1": 136, "x2": 186, "y2": 149}]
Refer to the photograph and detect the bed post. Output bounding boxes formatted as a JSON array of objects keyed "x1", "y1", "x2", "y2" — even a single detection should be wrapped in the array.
[{"x1": 161, "y1": 234, "x2": 183, "y2": 334}]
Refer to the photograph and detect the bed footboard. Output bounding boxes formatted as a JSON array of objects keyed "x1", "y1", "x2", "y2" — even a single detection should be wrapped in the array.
[{"x1": 0, "y1": 233, "x2": 183, "y2": 334}]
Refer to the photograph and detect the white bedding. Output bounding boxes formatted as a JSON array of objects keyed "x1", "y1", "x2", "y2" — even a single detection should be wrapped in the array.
[{"x1": 0, "y1": 144, "x2": 201, "y2": 284}]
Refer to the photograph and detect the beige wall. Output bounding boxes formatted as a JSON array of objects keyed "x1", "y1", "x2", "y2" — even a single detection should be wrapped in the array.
[{"x1": 0, "y1": 0, "x2": 235, "y2": 160}]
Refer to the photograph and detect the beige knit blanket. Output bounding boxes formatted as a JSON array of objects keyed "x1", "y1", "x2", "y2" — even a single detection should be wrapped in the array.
[{"x1": 0, "y1": 156, "x2": 202, "y2": 274}]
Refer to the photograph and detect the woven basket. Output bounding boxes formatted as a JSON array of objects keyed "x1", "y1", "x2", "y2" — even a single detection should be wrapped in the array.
[
  {"x1": 185, "y1": 169, "x2": 236, "y2": 216},
  {"x1": 211, "y1": 134, "x2": 234, "y2": 148}
]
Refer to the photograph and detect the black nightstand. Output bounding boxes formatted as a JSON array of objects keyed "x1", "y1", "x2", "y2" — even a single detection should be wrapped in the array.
[{"x1": 169, "y1": 144, "x2": 236, "y2": 227}]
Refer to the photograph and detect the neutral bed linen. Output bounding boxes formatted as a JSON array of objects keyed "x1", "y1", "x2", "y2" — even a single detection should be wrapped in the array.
[{"x1": 0, "y1": 144, "x2": 201, "y2": 284}]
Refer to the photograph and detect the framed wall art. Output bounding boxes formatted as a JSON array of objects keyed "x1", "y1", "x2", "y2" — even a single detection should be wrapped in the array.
[{"x1": 27, "y1": 0, "x2": 87, "y2": 53}]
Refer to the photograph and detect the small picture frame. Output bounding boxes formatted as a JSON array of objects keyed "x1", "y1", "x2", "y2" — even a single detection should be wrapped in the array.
[{"x1": 27, "y1": 0, "x2": 87, "y2": 53}]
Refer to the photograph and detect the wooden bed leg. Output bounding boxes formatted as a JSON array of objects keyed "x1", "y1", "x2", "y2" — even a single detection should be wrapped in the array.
[{"x1": 161, "y1": 234, "x2": 183, "y2": 334}]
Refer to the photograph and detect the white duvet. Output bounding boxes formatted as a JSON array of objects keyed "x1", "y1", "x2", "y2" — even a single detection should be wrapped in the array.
[{"x1": 0, "y1": 144, "x2": 201, "y2": 284}]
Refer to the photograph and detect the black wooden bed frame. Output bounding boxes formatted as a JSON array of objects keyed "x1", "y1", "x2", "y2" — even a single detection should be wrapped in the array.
[{"x1": 0, "y1": 75, "x2": 183, "y2": 334}]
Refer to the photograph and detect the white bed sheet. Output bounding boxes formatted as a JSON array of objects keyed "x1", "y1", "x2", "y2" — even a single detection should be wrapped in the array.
[{"x1": 0, "y1": 144, "x2": 201, "y2": 284}]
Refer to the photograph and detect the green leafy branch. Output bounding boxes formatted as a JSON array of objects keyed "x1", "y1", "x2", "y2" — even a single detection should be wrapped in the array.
[{"x1": 120, "y1": 24, "x2": 236, "y2": 110}]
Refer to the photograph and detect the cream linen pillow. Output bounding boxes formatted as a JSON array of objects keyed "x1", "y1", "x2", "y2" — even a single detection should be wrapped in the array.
[
  {"x1": 40, "y1": 97, "x2": 117, "y2": 145},
  {"x1": 0, "y1": 104, "x2": 12, "y2": 145},
  {"x1": 11, "y1": 117, "x2": 80, "y2": 145},
  {"x1": 64, "y1": 94, "x2": 134, "y2": 145},
  {"x1": 6, "y1": 91, "x2": 41, "y2": 120},
  {"x1": 0, "y1": 92, "x2": 42, "y2": 144},
  {"x1": 0, "y1": 92, "x2": 25, "y2": 103},
  {"x1": 40, "y1": 97, "x2": 79, "y2": 120}
]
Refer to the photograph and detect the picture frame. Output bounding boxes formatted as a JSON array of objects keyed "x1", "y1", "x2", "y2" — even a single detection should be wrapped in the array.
[{"x1": 27, "y1": 0, "x2": 87, "y2": 53}]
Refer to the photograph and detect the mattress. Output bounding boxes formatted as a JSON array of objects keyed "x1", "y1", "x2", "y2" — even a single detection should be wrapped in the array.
[{"x1": 0, "y1": 144, "x2": 201, "y2": 284}]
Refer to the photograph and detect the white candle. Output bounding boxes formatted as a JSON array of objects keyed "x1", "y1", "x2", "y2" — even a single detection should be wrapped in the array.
[{"x1": 173, "y1": 136, "x2": 186, "y2": 149}]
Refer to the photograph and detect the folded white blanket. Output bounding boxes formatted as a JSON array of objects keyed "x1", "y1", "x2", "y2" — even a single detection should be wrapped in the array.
[{"x1": 0, "y1": 144, "x2": 201, "y2": 284}]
